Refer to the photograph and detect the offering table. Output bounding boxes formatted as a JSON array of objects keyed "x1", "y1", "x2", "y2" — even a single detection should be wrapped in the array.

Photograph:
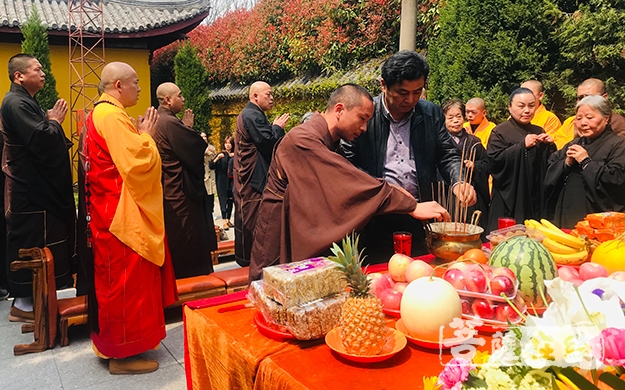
[{"x1": 183, "y1": 263, "x2": 493, "y2": 390}]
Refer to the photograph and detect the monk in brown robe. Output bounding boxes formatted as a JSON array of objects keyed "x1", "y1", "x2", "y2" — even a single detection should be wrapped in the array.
[
  {"x1": 233, "y1": 81, "x2": 289, "y2": 267},
  {"x1": 249, "y1": 84, "x2": 450, "y2": 281},
  {"x1": 153, "y1": 82, "x2": 216, "y2": 278}
]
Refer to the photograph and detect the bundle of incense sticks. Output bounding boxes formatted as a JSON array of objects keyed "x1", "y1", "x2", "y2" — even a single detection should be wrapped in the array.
[{"x1": 431, "y1": 141, "x2": 478, "y2": 233}]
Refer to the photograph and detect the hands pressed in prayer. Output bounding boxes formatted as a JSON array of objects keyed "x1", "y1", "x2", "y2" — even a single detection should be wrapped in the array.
[
  {"x1": 410, "y1": 201, "x2": 451, "y2": 222},
  {"x1": 47, "y1": 99, "x2": 68, "y2": 124},
  {"x1": 273, "y1": 113, "x2": 290, "y2": 128},
  {"x1": 452, "y1": 182, "x2": 477, "y2": 206},
  {"x1": 138, "y1": 106, "x2": 159, "y2": 137},
  {"x1": 565, "y1": 144, "x2": 589, "y2": 166},
  {"x1": 182, "y1": 109, "x2": 194, "y2": 128}
]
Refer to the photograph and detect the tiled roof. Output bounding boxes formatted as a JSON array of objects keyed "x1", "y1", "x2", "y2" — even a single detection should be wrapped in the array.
[
  {"x1": 0, "y1": 0, "x2": 210, "y2": 34},
  {"x1": 209, "y1": 57, "x2": 386, "y2": 101}
]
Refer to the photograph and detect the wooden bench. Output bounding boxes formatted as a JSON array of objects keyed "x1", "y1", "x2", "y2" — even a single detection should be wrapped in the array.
[
  {"x1": 212, "y1": 267, "x2": 249, "y2": 294},
  {"x1": 212, "y1": 240, "x2": 235, "y2": 265}
]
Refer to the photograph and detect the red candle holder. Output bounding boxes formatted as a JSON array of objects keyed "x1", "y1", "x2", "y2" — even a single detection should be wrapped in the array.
[
  {"x1": 498, "y1": 217, "x2": 517, "y2": 230},
  {"x1": 393, "y1": 232, "x2": 412, "y2": 256}
]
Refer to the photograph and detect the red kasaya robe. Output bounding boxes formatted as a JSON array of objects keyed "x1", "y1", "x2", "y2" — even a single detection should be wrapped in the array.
[{"x1": 84, "y1": 94, "x2": 177, "y2": 359}]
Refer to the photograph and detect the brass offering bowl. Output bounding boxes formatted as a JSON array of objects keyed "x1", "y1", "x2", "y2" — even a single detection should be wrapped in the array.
[{"x1": 424, "y1": 222, "x2": 484, "y2": 262}]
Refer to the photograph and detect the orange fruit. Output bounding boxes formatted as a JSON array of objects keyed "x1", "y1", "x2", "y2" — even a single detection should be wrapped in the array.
[{"x1": 462, "y1": 248, "x2": 488, "y2": 264}]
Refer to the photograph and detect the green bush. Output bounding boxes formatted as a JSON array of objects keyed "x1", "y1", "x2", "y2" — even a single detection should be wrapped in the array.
[
  {"x1": 21, "y1": 7, "x2": 59, "y2": 110},
  {"x1": 428, "y1": 0, "x2": 561, "y2": 122},
  {"x1": 174, "y1": 43, "x2": 212, "y2": 135}
]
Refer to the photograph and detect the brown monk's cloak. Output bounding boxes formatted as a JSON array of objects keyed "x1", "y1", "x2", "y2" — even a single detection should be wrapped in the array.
[{"x1": 249, "y1": 114, "x2": 417, "y2": 281}]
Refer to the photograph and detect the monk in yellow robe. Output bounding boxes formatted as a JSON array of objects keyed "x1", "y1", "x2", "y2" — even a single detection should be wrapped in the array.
[
  {"x1": 554, "y1": 78, "x2": 625, "y2": 149},
  {"x1": 463, "y1": 97, "x2": 496, "y2": 148},
  {"x1": 84, "y1": 62, "x2": 177, "y2": 374},
  {"x1": 521, "y1": 80, "x2": 561, "y2": 136}
]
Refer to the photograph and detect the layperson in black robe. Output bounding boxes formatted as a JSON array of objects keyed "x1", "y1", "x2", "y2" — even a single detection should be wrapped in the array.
[
  {"x1": 545, "y1": 96, "x2": 625, "y2": 229},
  {"x1": 1, "y1": 54, "x2": 75, "y2": 321},
  {"x1": 234, "y1": 81, "x2": 289, "y2": 267},
  {"x1": 487, "y1": 88, "x2": 556, "y2": 232},
  {"x1": 441, "y1": 100, "x2": 490, "y2": 235},
  {"x1": 250, "y1": 85, "x2": 450, "y2": 281},
  {"x1": 210, "y1": 136, "x2": 234, "y2": 229},
  {"x1": 153, "y1": 83, "x2": 216, "y2": 278}
]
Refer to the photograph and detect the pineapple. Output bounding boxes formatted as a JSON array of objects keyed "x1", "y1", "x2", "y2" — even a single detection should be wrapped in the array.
[{"x1": 327, "y1": 233, "x2": 388, "y2": 356}]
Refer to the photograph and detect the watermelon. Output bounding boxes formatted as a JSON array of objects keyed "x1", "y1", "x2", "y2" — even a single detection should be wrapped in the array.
[{"x1": 489, "y1": 236, "x2": 557, "y2": 307}]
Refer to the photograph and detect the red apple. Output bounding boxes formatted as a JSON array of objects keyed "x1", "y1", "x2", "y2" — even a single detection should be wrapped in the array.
[
  {"x1": 568, "y1": 278, "x2": 584, "y2": 286},
  {"x1": 405, "y1": 260, "x2": 434, "y2": 283},
  {"x1": 393, "y1": 282, "x2": 409, "y2": 293},
  {"x1": 558, "y1": 266, "x2": 580, "y2": 282},
  {"x1": 465, "y1": 270, "x2": 488, "y2": 293},
  {"x1": 388, "y1": 253, "x2": 413, "y2": 282},
  {"x1": 448, "y1": 261, "x2": 472, "y2": 273},
  {"x1": 368, "y1": 273, "x2": 392, "y2": 297},
  {"x1": 489, "y1": 275, "x2": 516, "y2": 297},
  {"x1": 496, "y1": 304, "x2": 522, "y2": 323},
  {"x1": 492, "y1": 267, "x2": 517, "y2": 283},
  {"x1": 471, "y1": 299, "x2": 495, "y2": 319},
  {"x1": 579, "y1": 262, "x2": 608, "y2": 281},
  {"x1": 443, "y1": 269, "x2": 467, "y2": 290},
  {"x1": 609, "y1": 271, "x2": 625, "y2": 281},
  {"x1": 383, "y1": 273, "x2": 395, "y2": 288},
  {"x1": 378, "y1": 288, "x2": 402, "y2": 311},
  {"x1": 461, "y1": 299, "x2": 471, "y2": 315}
]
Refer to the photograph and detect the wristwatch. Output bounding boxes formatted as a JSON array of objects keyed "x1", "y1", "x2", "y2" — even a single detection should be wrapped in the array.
[{"x1": 580, "y1": 157, "x2": 592, "y2": 170}]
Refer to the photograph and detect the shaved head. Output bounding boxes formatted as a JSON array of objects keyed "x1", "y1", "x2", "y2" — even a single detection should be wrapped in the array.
[
  {"x1": 249, "y1": 81, "x2": 271, "y2": 99},
  {"x1": 465, "y1": 97, "x2": 487, "y2": 125},
  {"x1": 99, "y1": 62, "x2": 140, "y2": 108},
  {"x1": 156, "y1": 82, "x2": 179, "y2": 103},
  {"x1": 466, "y1": 98, "x2": 486, "y2": 111},
  {"x1": 249, "y1": 81, "x2": 274, "y2": 112},
  {"x1": 521, "y1": 80, "x2": 544, "y2": 103},
  {"x1": 521, "y1": 80, "x2": 543, "y2": 94},
  {"x1": 578, "y1": 78, "x2": 606, "y2": 96}
]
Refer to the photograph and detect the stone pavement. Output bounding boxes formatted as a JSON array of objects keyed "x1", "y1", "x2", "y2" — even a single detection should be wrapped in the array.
[{"x1": 0, "y1": 214, "x2": 237, "y2": 390}]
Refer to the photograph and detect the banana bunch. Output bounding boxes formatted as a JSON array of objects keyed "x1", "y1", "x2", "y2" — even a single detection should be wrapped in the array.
[{"x1": 524, "y1": 219, "x2": 589, "y2": 265}]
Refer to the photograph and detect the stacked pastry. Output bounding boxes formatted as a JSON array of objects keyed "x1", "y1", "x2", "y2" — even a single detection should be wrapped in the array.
[{"x1": 248, "y1": 258, "x2": 347, "y2": 340}]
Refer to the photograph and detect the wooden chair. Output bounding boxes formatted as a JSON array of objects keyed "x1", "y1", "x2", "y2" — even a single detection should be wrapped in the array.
[
  {"x1": 10, "y1": 248, "x2": 58, "y2": 356},
  {"x1": 212, "y1": 225, "x2": 235, "y2": 265}
]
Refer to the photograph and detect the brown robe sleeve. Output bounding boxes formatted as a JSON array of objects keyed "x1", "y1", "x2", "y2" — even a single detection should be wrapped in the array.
[{"x1": 250, "y1": 115, "x2": 416, "y2": 280}]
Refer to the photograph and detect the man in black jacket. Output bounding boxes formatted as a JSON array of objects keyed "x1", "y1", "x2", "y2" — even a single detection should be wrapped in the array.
[
  {"x1": 233, "y1": 81, "x2": 289, "y2": 266},
  {"x1": 341, "y1": 51, "x2": 476, "y2": 262}
]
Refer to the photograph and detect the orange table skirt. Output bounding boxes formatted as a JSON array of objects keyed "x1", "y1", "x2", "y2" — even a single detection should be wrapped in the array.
[{"x1": 183, "y1": 262, "x2": 493, "y2": 390}]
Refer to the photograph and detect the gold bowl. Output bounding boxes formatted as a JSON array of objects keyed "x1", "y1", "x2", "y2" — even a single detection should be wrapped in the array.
[{"x1": 425, "y1": 222, "x2": 484, "y2": 262}]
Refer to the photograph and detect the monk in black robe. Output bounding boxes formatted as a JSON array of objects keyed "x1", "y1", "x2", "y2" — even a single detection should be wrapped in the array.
[
  {"x1": 487, "y1": 88, "x2": 556, "y2": 232},
  {"x1": 1, "y1": 54, "x2": 75, "y2": 321},
  {"x1": 234, "y1": 81, "x2": 289, "y2": 267},
  {"x1": 153, "y1": 83, "x2": 216, "y2": 278},
  {"x1": 250, "y1": 84, "x2": 450, "y2": 281},
  {"x1": 545, "y1": 96, "x2": 625, "y2": 228}
]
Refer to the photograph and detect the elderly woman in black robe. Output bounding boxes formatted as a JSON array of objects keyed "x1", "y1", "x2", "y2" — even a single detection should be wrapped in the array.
[{"x1": 544, "y1": 96, "x2": 625, "y2": 228}]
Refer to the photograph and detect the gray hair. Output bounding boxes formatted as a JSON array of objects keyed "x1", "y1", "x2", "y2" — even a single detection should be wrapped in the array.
[{"x1": 576, "y1": 95, "x2": 612, "y2": 118}]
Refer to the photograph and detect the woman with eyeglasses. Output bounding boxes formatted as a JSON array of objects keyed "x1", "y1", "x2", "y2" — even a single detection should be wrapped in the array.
[{"x1": 544, "y1": 95, "x2": 625, "y2": 228}]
